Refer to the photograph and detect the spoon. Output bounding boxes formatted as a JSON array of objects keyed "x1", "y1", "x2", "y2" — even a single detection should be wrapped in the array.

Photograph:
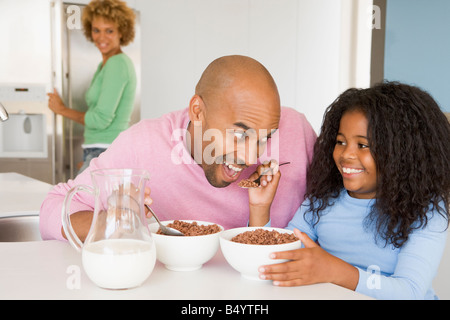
[
  {"x1": 238, "y1": 162, "x2": 291, "y2": 188},
  {"x1": 145, "y1": 204, "x2": 184, "y2": 236}
]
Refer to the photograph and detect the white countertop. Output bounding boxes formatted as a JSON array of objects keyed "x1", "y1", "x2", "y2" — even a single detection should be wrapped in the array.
[
  {"x1": 0, "y1": 172, "x2": 52, "y2": 217},
  {"x1": 0, "y1": 172, "x2": 372, "y2": 300},
  {"x1": 0, "y1": 240, "x2": 372, "y2": 300}
]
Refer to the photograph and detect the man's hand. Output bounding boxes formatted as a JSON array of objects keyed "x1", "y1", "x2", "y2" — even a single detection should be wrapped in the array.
[
  {"x1": 248, "y1": 160, "x2": 281, "y2": 226},
  {"x1": 62, "y1": 186, "x2": 154, "y2": 242}
]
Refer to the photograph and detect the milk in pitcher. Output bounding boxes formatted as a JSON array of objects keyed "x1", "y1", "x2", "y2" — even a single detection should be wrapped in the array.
[{"x1": 82, "y1": 239, "x2": 156, "y2": 289}]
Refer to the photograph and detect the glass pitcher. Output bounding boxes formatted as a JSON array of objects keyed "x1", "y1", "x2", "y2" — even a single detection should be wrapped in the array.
[{"x1": 62, "y1": 168, "x2": 156, "y2": 289}]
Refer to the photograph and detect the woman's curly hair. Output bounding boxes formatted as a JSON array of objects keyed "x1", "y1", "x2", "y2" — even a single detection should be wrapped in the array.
[
  {"x1": 82, "y1": 0, "x2": 136, "y2": 46},
  {"x1": 305, "y1": 81, "x2": 450, "y2": 248}
]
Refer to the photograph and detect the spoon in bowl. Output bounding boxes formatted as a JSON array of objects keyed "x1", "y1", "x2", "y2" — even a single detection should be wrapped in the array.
[
  {"x1": 238, "y1": 162, "x2": 291, "y2": 188},
  {"x1": 145, "y1": 204, "x2": 184, "y2": 236}
]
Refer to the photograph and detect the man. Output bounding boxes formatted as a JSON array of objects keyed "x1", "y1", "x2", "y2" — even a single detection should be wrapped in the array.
[{"x1": 39, "y1": 55, "x2": 317, "y2": 241}]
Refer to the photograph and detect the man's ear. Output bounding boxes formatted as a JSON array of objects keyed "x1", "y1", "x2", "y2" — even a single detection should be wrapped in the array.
[{"x1": 188, "y1": 95, "x2": 205, "y2": 123}]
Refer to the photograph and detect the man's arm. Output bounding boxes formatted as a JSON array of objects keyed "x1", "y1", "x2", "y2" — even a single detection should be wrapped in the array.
[
  {"x1": 61, "y1": 211, "x2": 94, "y2": 243},
  {"x1": 40, "y1": 120, "x2": 146, "y2": 241}
]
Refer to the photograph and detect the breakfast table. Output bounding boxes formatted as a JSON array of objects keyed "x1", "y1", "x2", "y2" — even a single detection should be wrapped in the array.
[
  {"x1": 0, "y1": 172, "x2": 372, "y2": 301},
  {"x1": 0, "y1": 239, "x2": 372, "y2": 300}
]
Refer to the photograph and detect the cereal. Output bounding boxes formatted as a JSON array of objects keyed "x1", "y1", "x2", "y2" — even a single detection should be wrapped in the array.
[
  {"x1": 157, "y1": 220, "x2": 221, "y2": 236},
  {"x1": 231, "y1": 229, "x2": 297, "y2": 245},
  {"x1": 237, "y1": 179, "x2": 259, "y2": 188}
]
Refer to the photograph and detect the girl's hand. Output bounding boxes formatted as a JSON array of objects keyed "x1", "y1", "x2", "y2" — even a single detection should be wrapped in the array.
[
  {"x1": 248, "y1": 160, "x2": 281, "y2": 226},
  {"x1": 258, "y1": 229, "x2": 359, "y2": 290}
]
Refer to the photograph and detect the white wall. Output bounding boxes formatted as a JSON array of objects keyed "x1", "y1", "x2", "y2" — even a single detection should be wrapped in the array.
[
  {"x1": 136, "y1": 0, "x2": 373, "y2": 133},
  {"x1": 0, "y1": 0, "x2": 373, "y2": 133},
  {"x1": 0, "y1": 0, "x2": 52, "y2": 86}
]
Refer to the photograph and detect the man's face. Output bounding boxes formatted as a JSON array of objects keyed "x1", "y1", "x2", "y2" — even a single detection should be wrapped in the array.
[{"x1": 193, "y1": 81, "x2": 280, "y2": 188}]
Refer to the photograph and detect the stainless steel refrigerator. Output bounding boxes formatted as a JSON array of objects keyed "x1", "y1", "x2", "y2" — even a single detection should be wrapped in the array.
[{"x1": 51, "y1": 1, "x2": 141, "y2": 183}]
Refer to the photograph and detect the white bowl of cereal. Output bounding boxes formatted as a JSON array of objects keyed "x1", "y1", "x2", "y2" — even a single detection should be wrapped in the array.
[
  {"x1": 148, "y1": 220, "x2": 223, "y2": 271},
  {"x1": 219, "y1": 227, "x2": 302, "y2": 280}
]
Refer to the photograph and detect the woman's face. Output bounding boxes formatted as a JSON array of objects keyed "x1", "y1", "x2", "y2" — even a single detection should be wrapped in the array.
[
  {"x1": 91, "y1": 16, "x2": 122, "y2": 57},
  {"x1": 333, "y1": 109, "x2": 377, "y2": 199}
]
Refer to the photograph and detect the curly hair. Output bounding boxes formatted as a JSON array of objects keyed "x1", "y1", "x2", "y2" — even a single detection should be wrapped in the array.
[
  {"x1": 305, "y1": 81, "x2": 450, "y2": 248},
  {"x1": 82, "y1": 0, "x2": 136, "y2": 46}
]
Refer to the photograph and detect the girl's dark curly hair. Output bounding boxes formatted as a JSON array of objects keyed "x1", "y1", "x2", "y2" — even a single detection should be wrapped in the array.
[{"x1": 305, "y1": 81, "x2": 450, "y2": 248}]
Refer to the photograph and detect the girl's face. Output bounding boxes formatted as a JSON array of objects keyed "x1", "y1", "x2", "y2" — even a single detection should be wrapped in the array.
[{"x1": 333, "y1": 110, "x2": 377, "y2": 199}]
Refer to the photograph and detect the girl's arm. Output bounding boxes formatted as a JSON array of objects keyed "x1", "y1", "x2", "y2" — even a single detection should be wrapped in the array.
[
  {"x1": 355, "y1": 212, "x2": 448, "y2": 299},
  {"x1": 259, "y1": 203, "x2": 448, "y2": 299}
]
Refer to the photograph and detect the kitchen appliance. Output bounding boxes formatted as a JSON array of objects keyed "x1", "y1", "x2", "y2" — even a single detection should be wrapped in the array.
[
  {"x1": 0, "y1": 112, "x2": 47, "y2": 158},
  {"x1": 0, "y1": 1, "x2": 141, "y2": 184},
  {"x1": 52, "y1": 1, "x2": 141, "y2": 182},
  {"x1": 0, "y1": 84, "x2": 54, "y2": 183}
]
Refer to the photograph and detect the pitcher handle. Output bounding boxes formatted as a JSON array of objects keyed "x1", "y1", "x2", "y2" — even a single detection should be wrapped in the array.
[{"x1": 62, "y1": 185, "x2": 94, "y2": 253}]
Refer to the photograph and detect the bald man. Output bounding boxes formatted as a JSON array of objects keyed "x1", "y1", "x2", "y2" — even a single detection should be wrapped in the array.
[
  {"x1": 188, "y1": 55, "x2": 281, "y2": 187},
  {"x1": 40, "y1": 55, "x2": 317, "y2": 241}
]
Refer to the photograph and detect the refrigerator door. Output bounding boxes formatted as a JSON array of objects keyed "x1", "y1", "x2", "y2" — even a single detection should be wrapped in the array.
[{"x1": 56, "y1": 3, "x2": 141, "y2": 181}]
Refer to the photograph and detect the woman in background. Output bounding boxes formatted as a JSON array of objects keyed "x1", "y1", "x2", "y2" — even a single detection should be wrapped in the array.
[{"x1": 48, "y1": 0, "x2": 137, "y2": 174}]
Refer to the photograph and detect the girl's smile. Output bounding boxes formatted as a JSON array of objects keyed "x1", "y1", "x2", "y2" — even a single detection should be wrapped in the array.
[
  {"x1": 333, "y1": 110, "x2": 377, "y2": 199},
  {"x1": 341, "y1": 167, "x2": 364, "y2": 174}
]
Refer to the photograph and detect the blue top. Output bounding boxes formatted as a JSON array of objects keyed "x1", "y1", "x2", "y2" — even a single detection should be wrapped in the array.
[{"x1": 286, "y1": 190, "x2": 448, "y2": 299}]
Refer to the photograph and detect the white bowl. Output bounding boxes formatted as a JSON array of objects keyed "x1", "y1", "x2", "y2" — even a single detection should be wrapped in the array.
[
  {"x1": 148, "y1": 220, "x2": 223, "y2": 271},
  {"x1": 219, "y1": 227, "x2": 302, "y2": 280}
]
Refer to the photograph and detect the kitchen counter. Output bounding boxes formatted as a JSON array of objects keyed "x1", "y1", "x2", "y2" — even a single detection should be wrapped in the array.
[
  {"x1": 0, "y1": 172, "x2": 52, "y2": 217},
  {"x1": 0, "y1": 172, "x2": 372, "y2": 300},
  {"x1": 0, "y1": 240, "x2": 372, "y2": 300}
]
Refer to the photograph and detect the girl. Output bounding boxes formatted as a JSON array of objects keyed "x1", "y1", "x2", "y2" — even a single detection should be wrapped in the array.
[{"x1": 250, "y1": 82, "x2": 450, "y2": 299}]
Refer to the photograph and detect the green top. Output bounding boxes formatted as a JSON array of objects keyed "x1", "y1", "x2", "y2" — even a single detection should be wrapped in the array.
[{"x1": 84, "y1": 53, "x2": 136, "y2": 145}]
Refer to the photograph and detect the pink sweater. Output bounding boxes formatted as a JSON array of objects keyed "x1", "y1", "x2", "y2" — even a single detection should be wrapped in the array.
[{"x1": 40, "y1": 107, "x2": 316, "y2": 240}]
